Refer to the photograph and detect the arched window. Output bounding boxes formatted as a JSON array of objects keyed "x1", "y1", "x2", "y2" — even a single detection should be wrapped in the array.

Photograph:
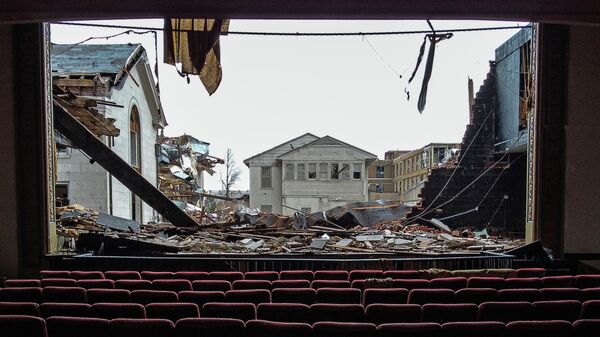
[
  {"x1": 130, "y1": 106, "x2": 142, "y2": 221},
  {"x1": 130, "y1": 106, "x2": 141, "y2": 171}
]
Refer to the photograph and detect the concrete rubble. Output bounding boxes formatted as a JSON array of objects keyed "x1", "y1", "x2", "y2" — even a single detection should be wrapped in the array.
[{"x1": 55, "y1": 200, "x2": 524, "y2": 256}]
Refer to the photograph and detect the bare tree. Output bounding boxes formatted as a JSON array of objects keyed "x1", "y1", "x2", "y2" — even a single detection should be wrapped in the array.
[{"x1": 220, "y1": 148, "x2": 241, "y2": 198}]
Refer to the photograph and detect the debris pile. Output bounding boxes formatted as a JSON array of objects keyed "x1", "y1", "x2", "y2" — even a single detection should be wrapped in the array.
[{"x1": 56, "y1": 201, "x2": 523, "y2": 256}]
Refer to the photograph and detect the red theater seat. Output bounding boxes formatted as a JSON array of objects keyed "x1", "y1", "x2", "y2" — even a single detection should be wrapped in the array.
[
  {"x1": 421, "y1": 303, "x2": 479, "y2": 323},
  {"x1": 542, "y1": 276, "x2": 575, "y2": 288},
  {"x1": 43, "y1": 287, "x2": 87, "y2": 303},
  {"x1": 246, "y1": 319, "x2": 312, "y2": 337},
  {"x1": 498, "y1": 288, "x2": 541, "y2": 302},
  {"x1": 504, "y1": 277, "x2": 542, "y2": 289},
  {"x1": 506, "y1": 320, "x2": 572, "y2": 337},
  {"x1": 75, "y1": 279, "x2": 115, "y2": 289},
  {"x1": 176, "y1": 318, "x2": 245, "y2": 337},
  {"x1": 272, "y1": 280, "x2": 311, "y2": 289},
  {"x1": 348, "y1": 270, "x2": 384, "y2": 282},
  {"x1": 46, "y1": 317, "x2": 109, "y2": 337},
  {"x1": 244, "y1": 271, "x2": 279, "y2": 281},
  {"x1": 225, "y1": 289, "x2": 270, "y2": 304},
  {"x1": 310, "y1": 303, "x2": 365, "y2": 323},
  {"x1": 192, "y1": 280, "x2": 231, "y2": 292},
  {"x1": 365, "y1": 304, "x2": 421, "y2": 324},
  {"x1": 467, "y1": 277, "x2": 505, "y2": 289},
  {"x1": 312, "y1": 322, "x2": 376, "y2": 337},
  {"x1": 430, "y1": 277, "x2": 467, "y2": 290},
  {"x1": 583, "y1": 288, "x2": 600, "y2": 301},
  {"x1": 201, "y1": 302, "x2": 256, "y2": 321},
  {"x1": 311, "y1": 280, "x2": 351, "y2": 289},
  {"x1": 577, "y1": 275, "x2": 600, "y2": 289},
  {"x1": 145, "y1": 302, "x2": 200, "y2": 322},
  {"x1": 130, "y1": 290, "x2": 178, "y2": 305},
  {"x1": 383, "y1": 270, "x2": 419, "y2": 279},
  {"x1": 151, "y1": 279, "x2": 192, "y2": 292},
  {"x1": 90, "y1": 303, "x2": 146, "y2": 319},
  {"x1": 257, "y1": 303, "x2": 311, "y2": 323},
  {"x1": 140, "y1": 271, "x2": 174, "y2": 281},
  {"x1": 581, "y1": 300, "x2": 600, "y2": 319},
  {"x1": 392, "y1": 279, "x2": 430, "y2": 290},
  {"x1": 377, "y1": 322, "x2": 442, "y2": 337},
  {"x1": 40, "y1": 270, "x2": 70, "y2": 279},
  {"x1": 231, "y1": 280, "x2": 271, "y2": 290},
  {"x1": 39, "y1": 303, "x2": 91, "y2": 318},
  {"x1": 279, "y1": 270, "x2": 314, "y2": 281},
  {"x1": 104, "y1": 271, "x2": 141, "y2": 280},
  {"x1": 533, "y1": 300, "x2": 582, "y2": 321},
  {"x1": 108, "y1": 318, "x2": 175, "y2": 337},
  {"x1": 573, "y1": 319, "x2": 600, "y2": 337},
  {"x1": 0, "y1": 301, "x2": 40, "y2": 316},
  {"x1": 515, "y1": 268, "x2": 546, "y2": 278},
  {"x1": 0, "y1": 315, "x2": 48, "y2": 337},
  {"x1": 86, "y1": 289, "x2": 131, "y2": 304},
  {"x1": 478, "y1": 301, "x2": 534, "y2": 323},
  {"x1": 455, "y1": 288, "x2": 498, "y2": 304},
  {"x1": 362, "y1": 288, "x2": 409, "y2": 306},
  {"x1": 4, "y1": 279, "x2": 42, "y2": 288},
  {"x1": 316, "y1": 287, "x2": 361, "y2": 304},
  {"x1": 0, "y1": 287, "x2": 44, "y2": 303},
  {"x1": 208, "y1": 272, "x2": 244, "y2": 282},
  {"x1": 173, "y1": 272, "x2": 209, "y2": 281},
  {"x1": 314, "y1": 270, "x2": 348, "y2": 280},
  {"x1": 178, "y1": 291, "x2": 226, "y2": 308},
  {"x1": 114, "y1": 280, "x2": 152, "y2": 291},
  {"x1": 441, "y1": 321, "x2": 507, "y2": 337},
  {"x1": 70, "y1": 271, "x2": 104, "y2": 280},
  {"x1": 408, "y1": 289, "x2": 454, "y2": 305},
  {"x1": 271, "y1": 288, "x2": 316, "y2": 305},
  {"x1": 41, "y1": 278, "x2": 77, "y2": 287},
  {"x1": 540, "y1": 287, "x2": 582, "y2": 301}
]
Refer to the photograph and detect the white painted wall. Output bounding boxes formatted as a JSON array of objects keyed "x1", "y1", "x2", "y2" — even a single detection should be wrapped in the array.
[{"x1": 57, "y1": 149, "x2": 108, "y2": 211}]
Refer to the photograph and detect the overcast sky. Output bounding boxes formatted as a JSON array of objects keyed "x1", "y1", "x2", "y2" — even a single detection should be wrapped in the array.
[{"x1": 51, "y1": 19, "x2": 526, "y2": 191}]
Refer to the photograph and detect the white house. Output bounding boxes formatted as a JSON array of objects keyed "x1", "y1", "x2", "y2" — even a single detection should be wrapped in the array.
[
  {"x1": 244, "y1": 134, "x2": 377, "y2": 215},
  {"x1": 52, "y1": 43, "x2": 167, "y2": 223}
]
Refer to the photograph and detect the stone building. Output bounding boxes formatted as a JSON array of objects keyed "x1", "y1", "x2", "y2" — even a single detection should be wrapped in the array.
[
  {"x1": 393, "y1": 143, "x2": 460, "y2": 205},
  {"x1": 244, "y1": 133, "x2": 377, "y2": 215},
  {"x1": 53, "y1": 43, "x2": 167, "y2": 223},
  {"x1": 367, "y1": 150, "x2": 408, "y2": 201}
]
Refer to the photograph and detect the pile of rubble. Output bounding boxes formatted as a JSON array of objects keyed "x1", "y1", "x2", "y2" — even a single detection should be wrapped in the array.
[{"x1": 55, "y1": 201, "x2": 523, "y2": 256}]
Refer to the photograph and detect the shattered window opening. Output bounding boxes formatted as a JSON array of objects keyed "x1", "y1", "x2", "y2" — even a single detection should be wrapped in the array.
[
  {"x1": 308, "y1": 163, "x2": 317, "y2": 180},
  {"x1": 376, "y1": 165, "x2": 385, "y2": 178},
  {"x1": 331, "y1": 163, "x2": 339, "y2": 179},
  {"x1": 353, "y1": 163, "x2": 362, "y2": 179},
  {"x1": 341, "y1": 163, "x2": 350, "y2": 180}
]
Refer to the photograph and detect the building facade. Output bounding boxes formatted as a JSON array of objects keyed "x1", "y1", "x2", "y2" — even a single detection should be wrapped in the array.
[
  {"x1": 244, "y1": 134, "x2": 377, "y2": 215},
  {"x1": 367, "y1": 150, "x2": 408, "y2": 201},
  {"x1": 394, "y1": 143, "x2": 460, "y2": 205},
  {"x1": 53, "y1": 44, "x2": 167, "y2": 224}
]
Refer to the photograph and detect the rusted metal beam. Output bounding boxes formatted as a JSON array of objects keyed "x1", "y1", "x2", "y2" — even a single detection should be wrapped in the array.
[{"x1": 54, "y1": 103, "x2": 199, "y2": 228}]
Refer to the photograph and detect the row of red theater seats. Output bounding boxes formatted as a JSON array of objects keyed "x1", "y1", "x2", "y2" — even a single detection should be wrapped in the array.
[
  {"x1": 36, "y1": 267, "x2": 567, "y2": 281},
  {"x1": 3, "y1": 286, "x2": 600, "y2": 306},
  {"x1": 1, "y1": 315, "x2": 600, "y2": 337},
  {"x1": 7, "y1": 274, "x2": 600, "y2": 290},
  {"x1": 2, "y1": 299, "x2": 600, "y2": 324}
]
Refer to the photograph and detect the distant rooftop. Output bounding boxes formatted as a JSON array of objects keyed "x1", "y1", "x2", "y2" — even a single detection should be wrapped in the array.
[{"x1": 51, "y1": 43, "x2": 141, "y2": 76}]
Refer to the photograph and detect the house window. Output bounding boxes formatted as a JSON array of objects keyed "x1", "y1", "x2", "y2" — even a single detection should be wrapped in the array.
[
  {"x1": 285, "y1": 163, "x2": 294, "y2": 180},
  {"x1": 56, "y1": 183, "x2": 69, "y2": 207},
  {"x1": 353, "y1": 163, "x2": 362, "y2": 179},
  {"x1": 330, "y1": 163, "x2": 339, "y2": 179},
  {"x1": 130, "y1": 106, "x2": 142, "y2": 222},
  {"x1": 301, "y1": 207, "x2": 311, "y2": 213},
  {"x1": 261, "y1": 205, "x2": 272, "y2": 212},
  {"x1": 261, "y1": 167, "x2": 272, "y2": 188},
  {"x1": 297, "y1": 164, "x2": 305, "y2": 181},
  {"x1": 376, "y1": 165, "x2": 385, "y2": 178},
  {"x1": 318, "y1": 163, "x2": 328, "y2": 180},
  {"x1": 341, "y1": 164, "x2": 350, "y2": 180},
  {"x1": 308, "y1": 163, "x2": 317, "y2": 180}
]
